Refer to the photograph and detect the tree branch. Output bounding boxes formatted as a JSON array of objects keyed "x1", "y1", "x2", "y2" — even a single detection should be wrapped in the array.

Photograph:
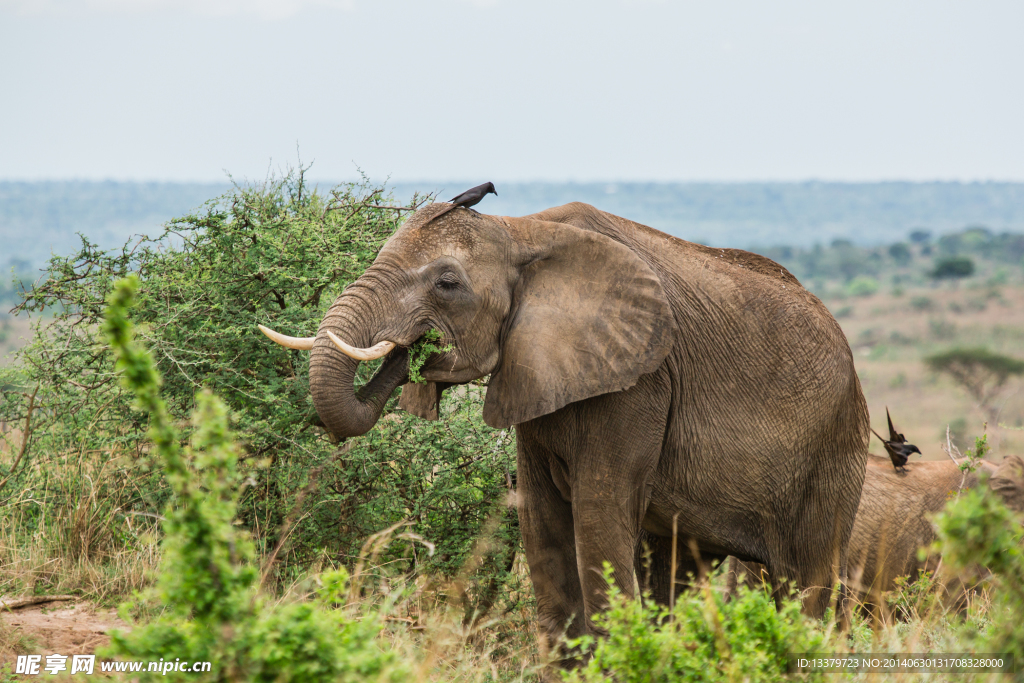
[
  {"x1": 1, "y1": 595, "x2": 76, "y2": 611},
  {"x1": 0, "y1": 384, "x2": 40, "y2": 496}
]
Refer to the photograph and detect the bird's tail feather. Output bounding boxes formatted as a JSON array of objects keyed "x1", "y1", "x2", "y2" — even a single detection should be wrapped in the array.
[{"x1": 427, "y1": 203, "x2": 459, "y2": 223}]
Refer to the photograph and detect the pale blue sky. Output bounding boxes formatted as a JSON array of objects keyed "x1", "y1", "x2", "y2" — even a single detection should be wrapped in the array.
[{"x1": 1, "y1": 0, "x2": 1021, "y2": 182}]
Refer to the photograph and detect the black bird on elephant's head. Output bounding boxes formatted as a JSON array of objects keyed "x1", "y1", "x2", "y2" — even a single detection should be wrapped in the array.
[
  {"x1": 428, "y1": 182, "x2": 497, "y2": 222},
  {"x1": 871, "y1": 408, "x2": 922, "y2": 473}
]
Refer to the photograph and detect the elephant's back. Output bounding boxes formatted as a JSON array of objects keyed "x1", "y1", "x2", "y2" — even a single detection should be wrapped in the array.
[
  {"x1": 660, "y1": 244, "x2": 867, "y2": 457},
  {"x1": 679, "y1": 242, "x2": 802, "y2": 287},
  {"x1": 851, "y1": 457, "x2": 977, "y2": 593},
  {"x1": 527, "y1": 201, "x2": 801, "y2": 288},
  {"x1": 547, "y1": 205, "x2": 847, "y2": 356}
]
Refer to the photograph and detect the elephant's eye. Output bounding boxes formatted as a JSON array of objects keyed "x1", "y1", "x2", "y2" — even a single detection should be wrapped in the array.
[{"x1": 435, "y1": 273, "x2": 461, "y2": 291}]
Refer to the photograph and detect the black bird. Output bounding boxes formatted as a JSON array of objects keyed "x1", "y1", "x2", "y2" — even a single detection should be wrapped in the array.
[
  {"x1": 429, "y1": 182, "x2": 497, "y2": 221},
  {"x1": 871, "y1": 408, "x2": 922, "y2": 473}
]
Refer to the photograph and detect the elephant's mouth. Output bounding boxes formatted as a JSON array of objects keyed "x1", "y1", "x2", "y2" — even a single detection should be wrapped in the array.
[{"x1": 340, "y1": 326, "x2": 457, "y2": 399}]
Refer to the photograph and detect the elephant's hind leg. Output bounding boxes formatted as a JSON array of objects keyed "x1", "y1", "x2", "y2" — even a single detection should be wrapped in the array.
[
  {"x1": 637, "y1": 533, "x2": 679, "y2": 606},
  {"x1": 783, "y1": 498, "x2": 856, "y2": 621},
  {"x1": 637, "y1": 532, "x2": 706, "y2": 607}
]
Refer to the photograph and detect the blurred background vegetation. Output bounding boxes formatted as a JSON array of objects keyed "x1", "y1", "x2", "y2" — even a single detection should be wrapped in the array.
[{"x1": 4, "y1": 180, "x2": 1024, "y2": 267}]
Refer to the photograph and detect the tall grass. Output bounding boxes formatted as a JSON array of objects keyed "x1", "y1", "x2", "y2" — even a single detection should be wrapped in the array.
[{"x1": 0, "y1": 427, "x2": 160, "y2": 603}]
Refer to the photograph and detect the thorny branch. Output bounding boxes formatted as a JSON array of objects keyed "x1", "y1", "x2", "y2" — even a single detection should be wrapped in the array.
[{"x1": 0, "y1": 384, "x2": 40, "y2": 496}]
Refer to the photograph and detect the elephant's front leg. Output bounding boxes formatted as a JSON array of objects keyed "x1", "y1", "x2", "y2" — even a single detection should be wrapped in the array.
[
  {"x1": 572, "y1": 493, "x2": 648, "y2": 630},
  {"x1": 560, "y1": 377, "x2": 668, "y2": 634},
  {"x1": 516, "y1": 432, "x2": 587, "y2": 661},
  {"x1": 519, "y1": 373, "x2": 669, "y2": 654}
]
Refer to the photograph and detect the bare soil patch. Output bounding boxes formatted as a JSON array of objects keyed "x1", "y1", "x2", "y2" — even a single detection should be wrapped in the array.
[{"x1": 2, "y1": 599, "x2": 127, "y2": 656}]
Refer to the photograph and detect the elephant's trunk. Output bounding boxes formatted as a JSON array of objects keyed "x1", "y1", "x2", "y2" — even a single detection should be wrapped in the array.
[{"x1": 309, "y1": 277, "x2": 409, "y2": 439}]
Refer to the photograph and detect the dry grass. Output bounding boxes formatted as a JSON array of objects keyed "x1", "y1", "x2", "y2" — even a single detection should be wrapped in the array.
[
  {"x1": 835, "y1": 579, "x2": 1006, "y2": 683},
  {"x1": 0, "y1": 437, "x2": 161, "y2": 604},
  {"x1": 0, "y1": 612, "x2": 39, "y2": 664},
  {"x1": 0, "y1": 516, "x2": 160, "y2": 605},
  {"x1": 341, "y1": 524, "x2": 545, "y2": 682},
  {"x1": 244, "y1": 522, "x2": 547, "y2": 682},
  {"x1": 375, "y1": 576, "x2": 544, "y2": 682}
]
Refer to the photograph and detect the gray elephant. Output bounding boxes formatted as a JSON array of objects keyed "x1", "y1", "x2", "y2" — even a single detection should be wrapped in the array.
[
  {"x1": 259, "y1": 202, "x2": 869, "y2": 653},
  {"x1": 728, "y1": 454, "x2": 1024, "y2": 613}
]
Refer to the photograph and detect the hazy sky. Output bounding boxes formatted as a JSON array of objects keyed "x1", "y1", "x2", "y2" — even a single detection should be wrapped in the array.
[{"x1": 1, "y1": 0, "x2": 1022, "y2": 182}]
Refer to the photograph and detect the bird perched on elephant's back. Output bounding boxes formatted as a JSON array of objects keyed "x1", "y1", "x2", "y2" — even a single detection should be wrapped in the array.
[
  {"x1": 872, "y1": 408, "x2": 921, "y2": 472},
  {"x1": 258, "y1": 200, "x2": 869, "y2": 662}
]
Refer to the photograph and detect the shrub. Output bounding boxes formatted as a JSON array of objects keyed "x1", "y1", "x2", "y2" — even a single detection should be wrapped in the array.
[
  {"x1": 932, "y1": 484, "x2": 1024, "y2": 666},
  {"x1": 0, "y1": 171, "x2": 520, "y2": 607},
  {"x1": 910, "y1": 295, "x2": 934, "y2": 311},
  {"x1": 100, "y1": 275, "x2": 405, "y2": 682},
  {"x1": 925, "y1": 348, "x2": 1024, "y2": 422},
  {"x1": 930, "y1": 256, "x2": 975, "y2": 280},
  {"x1": 846, "y1": 276, "x2": 880, "y2": 298},
  {"x1": 885, "y1": 571, "x2": 941, "y2": 622},
  {"x1": 561, "y1": 565, "x2": 825, "y2": 683},
  {"x1": 928, "y1": 318, "x2": 957, "y2": 340},
  {"x1": 888, "y1": 242, "x2": 911, "y2": 262},
  {"x1": 988, "y1": 269, "x2": 1010, "y2": 286}
]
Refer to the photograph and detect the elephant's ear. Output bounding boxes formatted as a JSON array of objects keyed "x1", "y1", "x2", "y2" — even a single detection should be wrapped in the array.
[
  {"x1": 482, "y1": 218, "x2": 674, "y2": 429},
  {"x1": 990, "y1": 454, "x2": 1024, "y2": 513},
  {"x1": 398, "y1": 381, "x2": 448, "y2": 420}
]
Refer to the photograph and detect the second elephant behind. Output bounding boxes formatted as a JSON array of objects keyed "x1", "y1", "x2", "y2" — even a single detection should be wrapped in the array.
[{"x1": 727, "y1": 453, "x2": 1024, "y2": 609}]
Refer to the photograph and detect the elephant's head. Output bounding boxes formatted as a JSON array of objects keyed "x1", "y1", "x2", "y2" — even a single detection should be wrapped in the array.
[{"x1": 261, "y1": 203, "x2": 674, "y2": 440}]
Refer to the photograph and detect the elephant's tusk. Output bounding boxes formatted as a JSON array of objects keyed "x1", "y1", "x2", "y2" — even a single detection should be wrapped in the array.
[
  {"x1": 258, "y1": 324, "x2": 315, "y2": 350},
  {"x1": 325, "y1": 330, "x2": 396, "y2": 361}
]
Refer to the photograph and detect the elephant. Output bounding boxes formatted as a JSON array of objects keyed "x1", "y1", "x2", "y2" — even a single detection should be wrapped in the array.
[
  {"x1": 727, "y1": 453, "x2": 1024, "y2": 615},
  {"x1": 259, "y1": 201, "x2": 870, "y2": 655}
]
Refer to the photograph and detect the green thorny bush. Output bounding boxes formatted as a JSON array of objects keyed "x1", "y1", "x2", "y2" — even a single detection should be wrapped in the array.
[
  {"x1": 0, "y1": 171, "x2": 522, "y2": 615},
  {"x1": 409, "y1": 329, "x2": 454, "y2": 384},
  {"x1": 101, "y1": 275, "x2": 405, "y2": 682},
  {"x1": 932, "y1": 469, "x2": 1024, "y2": 678},
  {"x1": 561, "y1": 564, "x2": 826, "y2": 683}
]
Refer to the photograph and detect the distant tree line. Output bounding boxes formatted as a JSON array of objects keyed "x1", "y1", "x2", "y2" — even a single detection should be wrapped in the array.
[{"x1": 757, "y1": 225, "x2": 1024, "y2": 288}]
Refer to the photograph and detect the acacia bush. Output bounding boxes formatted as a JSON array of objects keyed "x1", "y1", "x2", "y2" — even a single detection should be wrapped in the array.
[
  {"x1": 0, "y1": 171, "x2": 521, "y2": 613},
  {"x1": 924, "y1": 347, "x2": 1024, "y2": 423},
  {"x1": 931, "y1": 256, "x2": 976, "y2": 281},
  {"x1": 101, "y1": 275, "x2": 404, "y2": 682}
]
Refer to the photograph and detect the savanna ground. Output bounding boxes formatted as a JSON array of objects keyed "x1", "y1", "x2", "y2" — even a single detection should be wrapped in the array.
[
  {"x1": 834, "y1": 283, "x2": 1024, "y2": 457},
  {"x1": 1, "y1": 176, "x2": 1023, "y2": 681}
]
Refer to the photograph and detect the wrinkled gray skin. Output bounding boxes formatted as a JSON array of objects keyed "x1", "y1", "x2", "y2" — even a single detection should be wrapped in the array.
[
  {"x1": 728, "y1": 454, "x2": 1024, "y2": 613},
  {"x1": 304, "y1": 203, "x2": 869, "y2": 656}
]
